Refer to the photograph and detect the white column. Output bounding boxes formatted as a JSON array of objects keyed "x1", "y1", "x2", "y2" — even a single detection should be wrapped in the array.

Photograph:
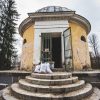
[
  {"x1": 61, "y1": 32, "x2": 65, "y2": 65},
  {"x1": 33, "y1": 29, "x2": 41, "y2": 64}
]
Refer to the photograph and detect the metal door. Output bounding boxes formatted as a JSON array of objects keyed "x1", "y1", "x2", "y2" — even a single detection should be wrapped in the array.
[
  {"x1": 63, "y1": 28, "x2": 73, "y2": 71},
  {"x1": 41, "y1": 33, "x2": 52, "y2": 62}
]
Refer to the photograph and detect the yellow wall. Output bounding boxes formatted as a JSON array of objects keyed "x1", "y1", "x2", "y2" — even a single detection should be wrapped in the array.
[
  {"x1": 20, "y1": 21, "x2": 91, "y2": 71},
  {"x1": 20, "y1": 25, "x2": 34, "y2": 71},
  {"x1": 69, "y1": 21, "x2": 91, "y2": 70}
]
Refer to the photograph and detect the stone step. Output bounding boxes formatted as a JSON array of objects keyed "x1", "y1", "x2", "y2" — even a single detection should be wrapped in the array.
[
  {"x1": 10, "y1": 83, "x2": 92, "y2": 100},
  {"x1": 25, "y1": 76, "x2": 78, "y2": 86},
  {"x1": 83, "y1": 87, "x2": 100, "y2": 100},
  {"x1": 2, "y1": 87, "x2": 18, "y2": 100},
  {"x1": 3, "y1": 85, "x2": 98, "y2": 100},
  {"x1": 31, "y1": 72, "x2": 72, "y2": 79},
  {"x1": 0, "y1": 83, "x2": 8, "y2": 90},
  {"x1": 52, "y1": 68, "x2": 66, "y2": 72},
  {"x1": 64, "y1": 83, "x2": 93, "y2": 100},
  {"x1": 19, "y1": 79, "x2": 85, "y2": 93}
]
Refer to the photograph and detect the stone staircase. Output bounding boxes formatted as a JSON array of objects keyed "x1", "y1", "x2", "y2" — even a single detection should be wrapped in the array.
[{"x1": 1, "y1": 72, "x2": 99, "y2": 100}]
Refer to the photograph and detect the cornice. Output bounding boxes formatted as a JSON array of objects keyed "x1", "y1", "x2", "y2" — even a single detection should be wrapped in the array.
[
  {"x1": 71, "y1": 14, "x2": 91, "y2": 33},
  {"x1": 19, "y1": 12, "x2": 91, "y2": 36},
  {"x1": 19, "y1": 17, "x2": 33, "y2": 36},
  {"x1": 28, "y1": 11, "x2": 75, "y2": 18}
]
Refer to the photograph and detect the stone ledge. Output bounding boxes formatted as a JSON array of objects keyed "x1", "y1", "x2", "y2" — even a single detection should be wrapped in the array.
[
  {"x1": 31, "y1": 72, "x2": 72, "y2": 79},
  {"x1": 2, "y1": 86, "x2": 100, "y2": 100},
  {"x1": 0, "y1": 70, "x2": 30, "y2": 76},
  {"x1": 26, "y1": 76, "x2": 78, "y2": 86},
  {"x1": 83, "y1": 87, "x2": 100, "y2": 100},
  {"x1": 1, "y1": 87, "x2": 18, "y2": 100},
  {"x1": 64, "y1": 83, "x2": 92, "y2": 99},
  {"x1": 10, "y1": 83, "x2": 92, "y2": 100},
  {"x1": 0, "y1": 84, "x2": 8, "y2": 90},
  {"x1": 19, "y1": 79, "x2": 85, "y2": 93}
]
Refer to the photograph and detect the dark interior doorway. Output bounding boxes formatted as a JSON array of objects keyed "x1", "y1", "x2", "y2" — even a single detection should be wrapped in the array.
[{"x1": 52, "y1": 37, "x2": 62, "y2": 68}]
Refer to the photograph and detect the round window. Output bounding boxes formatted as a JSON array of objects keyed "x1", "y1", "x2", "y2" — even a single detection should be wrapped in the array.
[
  {"x1": 81, "y1": 36, "x2": 86, "y2": 42},
  {"x1": 23, "y1": 39, "x2": 27, "y2": 44}
]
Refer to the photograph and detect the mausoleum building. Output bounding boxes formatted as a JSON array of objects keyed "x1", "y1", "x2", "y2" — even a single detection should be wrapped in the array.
[{"x1": 19, "y1": 6, "x2": 91, "y2": 71}]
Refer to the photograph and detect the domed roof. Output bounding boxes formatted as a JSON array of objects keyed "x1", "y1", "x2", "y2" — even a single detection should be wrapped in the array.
[
  {"x1": 36, "y1": 6, "x2": 72, "y2": 13},
  {"x1": 19, "y1": 6, "x2": 91, "y2": 35}
]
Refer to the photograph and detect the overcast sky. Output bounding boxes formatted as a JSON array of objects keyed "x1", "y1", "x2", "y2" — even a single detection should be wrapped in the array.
[{"x1": 15, "y1": 0, "x2": 100, "y2": 54}]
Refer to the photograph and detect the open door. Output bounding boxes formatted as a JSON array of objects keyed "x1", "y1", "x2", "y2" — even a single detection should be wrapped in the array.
[
  {"x1": 63, "y1": 28, "x2": 73, "y2": 71},
  {"x1": 41, "y1": 33, "x2": 62, "y2": 68},
  {"x1": 41, "y1": 33, "x2": 52, "y2": 62},
  {"x1": 52, "y1": 36, "x2": 61, "y2": 68}
]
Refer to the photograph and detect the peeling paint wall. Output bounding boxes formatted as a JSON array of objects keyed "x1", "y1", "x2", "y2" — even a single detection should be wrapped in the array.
[
  {"x1": 69, "y1": 21, "x2": 91, "y2": 70},
  {"x1": 20, "y1": 21, "x2": 91, "y2": 71},
  {"x1": 20, "y1": 25, "x2": 34, "y2": 71}
]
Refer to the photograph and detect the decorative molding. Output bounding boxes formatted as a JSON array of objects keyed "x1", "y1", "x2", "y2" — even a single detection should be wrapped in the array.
[
  {"x1": 33, "y1": 20, "x2": 68, "y2": 64},
  {"x1": 19, "y1": 11, "x2": 91, "y2": 36},
  {"x1": 19, "y1": 17, "x2": 33, "y2": 36},
  {"x1": 71, "y1": 14, "x2": 91, "y2": 34}
]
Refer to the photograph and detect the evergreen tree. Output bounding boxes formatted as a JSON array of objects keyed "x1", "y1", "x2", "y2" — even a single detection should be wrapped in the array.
[{"x1": 0, "y1": 0, "x2": 19, "y2": 70}]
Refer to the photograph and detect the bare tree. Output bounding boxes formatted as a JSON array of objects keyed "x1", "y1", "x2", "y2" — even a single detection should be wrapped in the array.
[{"x1": 89, "y1": 34, "x2": 100, "y2": 68}]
